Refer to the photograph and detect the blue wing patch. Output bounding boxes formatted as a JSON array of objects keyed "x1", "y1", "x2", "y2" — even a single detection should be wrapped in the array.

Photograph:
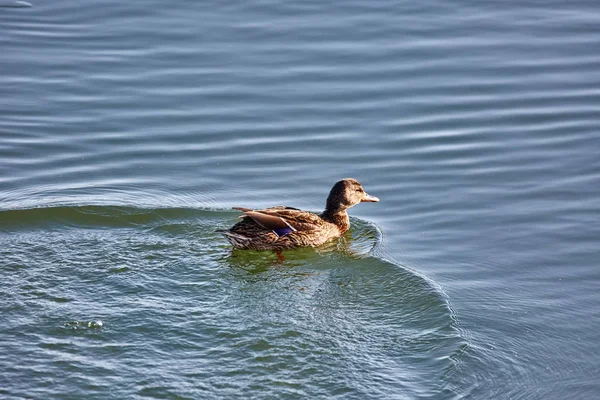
[{"x1": 273, "y1": 227, "x2": 294, "y2": 237}]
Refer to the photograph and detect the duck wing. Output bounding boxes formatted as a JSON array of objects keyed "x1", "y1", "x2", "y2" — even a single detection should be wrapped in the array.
[{"x1": 234, "y1": 207, "x2": 323, "y2": 236}]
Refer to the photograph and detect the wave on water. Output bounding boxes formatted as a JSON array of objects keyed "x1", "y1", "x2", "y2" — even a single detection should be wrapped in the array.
[
  {"x1": 1, "y1": 204, "x2": 468, "y2": 398},
  {"x1": 0, "y1": 0, "x2": 32, "y2": 8}
]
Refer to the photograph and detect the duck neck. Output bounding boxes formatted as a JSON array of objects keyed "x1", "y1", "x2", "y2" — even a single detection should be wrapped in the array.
[{"x1": 321, "y1": 208, "x2": 350, "y2": 233}]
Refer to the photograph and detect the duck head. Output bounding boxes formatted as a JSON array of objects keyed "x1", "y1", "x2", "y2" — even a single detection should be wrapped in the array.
[{"x1": 325, "y1": 178, "x2": 379, "y2": 213}]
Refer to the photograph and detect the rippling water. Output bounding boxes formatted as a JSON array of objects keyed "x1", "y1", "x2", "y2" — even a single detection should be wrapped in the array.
[
  {"x1": 1, "y1": 0, "x2": 599, "y2": 398},
  {"x1": 1, "y1": 207, "x2": 462, "y2": 398}
]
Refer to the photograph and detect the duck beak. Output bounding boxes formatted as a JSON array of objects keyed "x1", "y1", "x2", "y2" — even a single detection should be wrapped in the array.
[{"x1": 361, "y1": 192, "x2": 379, "y2": 202}]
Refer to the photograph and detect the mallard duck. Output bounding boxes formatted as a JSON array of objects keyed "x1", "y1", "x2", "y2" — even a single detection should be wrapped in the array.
[{"x1": 219, "y1": 178, "x2": 379, "y2": 250}]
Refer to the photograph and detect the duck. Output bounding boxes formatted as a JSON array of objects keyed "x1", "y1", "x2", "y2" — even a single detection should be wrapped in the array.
[{"x1": 219, "y1": 178, "x2": 379, "y2": 250}]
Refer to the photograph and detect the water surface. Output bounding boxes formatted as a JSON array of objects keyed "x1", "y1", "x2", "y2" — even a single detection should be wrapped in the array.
[{"x1": 1, "y1": 0, "x2": 599, "y2": 398}]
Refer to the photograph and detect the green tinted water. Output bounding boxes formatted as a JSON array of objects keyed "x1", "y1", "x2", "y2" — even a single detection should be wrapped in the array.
[{"x1": 1, "y1": 206, "x2": 462, "y2": 398}]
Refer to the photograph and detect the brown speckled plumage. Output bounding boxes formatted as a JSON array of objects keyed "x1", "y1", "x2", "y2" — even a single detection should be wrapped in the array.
[{"x1": 219, "y1": 178, "x2": 379, "y2": 250}]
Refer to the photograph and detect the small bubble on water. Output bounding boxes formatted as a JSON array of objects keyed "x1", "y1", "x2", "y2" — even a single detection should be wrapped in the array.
[{"x1": 88, "y1": 320, "x2": 103, "y2": 328}]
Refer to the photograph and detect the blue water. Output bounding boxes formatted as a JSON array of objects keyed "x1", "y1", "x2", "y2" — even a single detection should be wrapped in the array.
[{"x1": 1, "y1": 0, "x2": 599, "y2": 398}]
